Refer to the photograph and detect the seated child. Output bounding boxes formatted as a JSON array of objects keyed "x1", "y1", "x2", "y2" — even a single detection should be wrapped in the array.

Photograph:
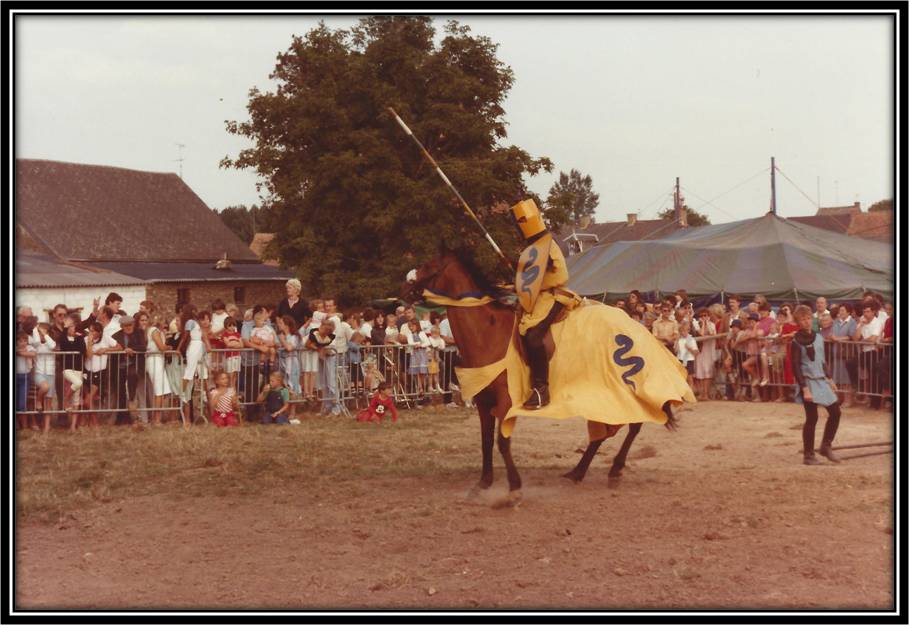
[
  {"x1": 257, "y1": 371, "x2": 290, "y2": 425},
  {"x1": 209, "y1": 370, "x2": 239, "y2": 427},
  {"x1": 356, "y1": 382, "x2": 398, "y2": 424}
]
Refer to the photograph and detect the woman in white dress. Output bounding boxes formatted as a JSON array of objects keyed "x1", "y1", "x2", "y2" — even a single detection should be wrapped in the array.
[
  {"x1": 693, "y1": 307, "x2": 718, "y2": 400},
  {"x1": 140, "y1": 312, "x2": 172, "y2": 425},
  {"x1": 176, "y1": 304, "x2": 206, "y2": 425}
]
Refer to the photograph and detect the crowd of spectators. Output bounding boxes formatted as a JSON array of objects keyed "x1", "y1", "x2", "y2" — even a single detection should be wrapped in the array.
[
  {"x1": 612, "y1": 289, "x2": 893, "y2": 409},
  {"x1": 15, "y1": 280, "x2": 893, "y2": 434},
  {"x1": 15, "y1": 279, "x2": 463, "y2": 432}
]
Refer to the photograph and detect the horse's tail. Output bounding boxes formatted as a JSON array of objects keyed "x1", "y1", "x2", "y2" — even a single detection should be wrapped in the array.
[{"x1": 662, "y1": 401, "x2": 679, "y2": 432}]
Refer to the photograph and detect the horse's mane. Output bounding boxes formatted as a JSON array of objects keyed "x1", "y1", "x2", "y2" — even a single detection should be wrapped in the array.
[{"x1": 450, "y1": 249, "x2": 515, "y2": 303}]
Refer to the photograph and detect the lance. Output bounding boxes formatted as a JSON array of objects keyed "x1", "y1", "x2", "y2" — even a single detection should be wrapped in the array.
[{"x1": 387, "y1": 106, "x2": 513, "y2": 271}]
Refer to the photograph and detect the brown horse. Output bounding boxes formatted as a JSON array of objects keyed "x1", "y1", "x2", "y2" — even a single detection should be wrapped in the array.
[{"x1": 405, "y1": 251, "x2": 676, "y2": 504}]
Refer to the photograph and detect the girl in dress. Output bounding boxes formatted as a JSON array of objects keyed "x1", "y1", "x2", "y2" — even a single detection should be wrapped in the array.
[
  {"x1": 144, "y1": 312, "x2": 172, "y2": 426},
  {"x1": 276, "y1": 315, "x2": 301, "y2": 418},
  {"x1": 209, "y1": 370, "x2": 239, "y2": 427},
  {"x1": 790, "y1": 305, "x2": 842, "y2": 465},
  {"x1": 406, "y1": 319, "x2": 431, "y2": 398},
  {"x1": 221, "y1": 316, "x2": 244, "y2": 390},
  {"x1": 692, "y1": 309, "x2": 717, "y2": 401},
  {"x1": 427, "y1": 325, "x2": 446, "y2": 393}
]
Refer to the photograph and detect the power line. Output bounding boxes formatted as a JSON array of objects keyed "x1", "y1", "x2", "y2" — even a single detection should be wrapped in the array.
[
  {"x1": 679, "y1": 185, "x2": 740, "y2": 222},
  {"x1": 684, "y1": 167, "x2": 769, "y2": 219},
  {"x1": 775, "y1": 166, "x2": 820, "y2": 211}
]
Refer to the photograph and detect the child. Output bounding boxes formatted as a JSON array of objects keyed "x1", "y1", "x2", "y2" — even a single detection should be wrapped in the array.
[
  {"x1": 356, "y1": 382, "x2": 399, "y2": 424},
  {"x1": 675, "y1": 321, "x2": 699, "y2": 391},
  {"x1": 362, "y1": 351, "x2": 385, "y2": 395},
  {"x1": 30, "y1": 322, "x2": 57, "y2": 433},
  {"x1": 276, "y1": 315, "x2": 301, "y2": 418},
  {"x1": 209, "y1": 370, "x2": 239, "y2": 427},
  {"x1": 208, "y1": 299, "x2": 229, "y2": 372},
  {"x1": 764, "y1": 321, "x2": 784, "y2": 400},
  {"x1": 348, "y1": 331, "x2": 364, "y2": 396},
  {"x1": 221, "y1": 316, "x2": 243, "y2": 389},
  {"x1": 16, "y1": 331, "x2": 36, "y2": 430},
  {"x1": 299, "y1": 315, "x2": 319, "y2": 403},
  {"x1": 307, "y1": 319, "x2": 337, "y2": 416},
  {"x1": 58, "y1": 314, "x2": 87, "y2": 432},
  {"x1": 406, "y1": 319, "x2": 431, "y2": 398},
  {"x1": 790, "y1": 305, "x2": 842, "y2": 465},
  {"x1": 427, "y1": 325, "x2": 446, "y2": 393},
  {"x1": 84, "y1": 321, "x2": 113, "y2": 428},
  {"x1": 249, "y1": 307, "x2": 278, "y2": 369},
  {"x1": 257, "y1": 371, "x2": 290, "y2": 425}
]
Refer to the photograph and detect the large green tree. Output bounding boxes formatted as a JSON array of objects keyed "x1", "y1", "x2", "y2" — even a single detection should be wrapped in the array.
[
  {"x1": 545, "y1": 168, "x2": 599, "y2": 226},
  {"x1": 867, "y1": 198, "x2": 892, "y2": 212},
  {"x1": 222, "y1": 17, "x2": 553, "y2": 304}
]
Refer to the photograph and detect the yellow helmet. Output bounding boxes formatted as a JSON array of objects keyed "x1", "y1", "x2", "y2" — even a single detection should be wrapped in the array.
[{"x1": 511, "y1": 199, "x2": 546, "y2": 240}]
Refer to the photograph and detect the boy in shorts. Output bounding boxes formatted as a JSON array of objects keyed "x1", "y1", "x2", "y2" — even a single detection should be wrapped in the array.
[{"x1": 257, "y1": 371, "x2": 290, "y2": 425}]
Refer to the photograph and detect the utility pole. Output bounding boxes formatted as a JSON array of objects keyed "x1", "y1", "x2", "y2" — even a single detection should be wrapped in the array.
[
  {"x1": 770, "y1": 156, "x2": 777, "y2": 215},
  {"x1": 674, "y1": 177, "x2": 680, "y2": 217},
  {"x1": 175, "y1": 143, "x2": 186, "y2": 179}
]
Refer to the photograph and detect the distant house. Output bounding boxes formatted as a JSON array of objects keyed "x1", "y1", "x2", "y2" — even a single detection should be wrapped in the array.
[
  {"x1": 788, "y1": 202, "x2": 893, "y2": 244},
  {"x1": 556, "y1": 212, "x2": 688, "y2": 257},
  {"x1": 15, "y1": 159, "x2": 294, "y2": 319},
  {"x1": 249, "y1": 232, "x2": 280, "y2": 267}
]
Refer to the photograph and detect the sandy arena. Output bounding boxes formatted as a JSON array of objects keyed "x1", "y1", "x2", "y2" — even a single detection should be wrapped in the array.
[{"x1": 15, "y1": 399, "x2": 893, "y2": 610}]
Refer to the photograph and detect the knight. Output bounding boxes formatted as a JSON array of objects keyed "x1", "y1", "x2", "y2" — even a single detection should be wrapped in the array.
[{"x1": 511, "y1": 198, "x2": 581, "y2": 409}]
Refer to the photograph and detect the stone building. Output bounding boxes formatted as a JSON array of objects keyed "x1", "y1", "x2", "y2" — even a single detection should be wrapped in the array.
[{"x1": 15, "y1": 159, "x2": 293, "y2": 320}]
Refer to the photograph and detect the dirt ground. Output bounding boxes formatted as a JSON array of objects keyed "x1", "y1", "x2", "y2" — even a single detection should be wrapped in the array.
[{"x1": 15, "y1": 399, "x2": 894, "y2": 611}]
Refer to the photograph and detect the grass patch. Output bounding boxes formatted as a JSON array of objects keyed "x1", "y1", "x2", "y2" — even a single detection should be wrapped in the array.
[{"x1": 16, "y1": 407, "x2": 480, "y2": 523}]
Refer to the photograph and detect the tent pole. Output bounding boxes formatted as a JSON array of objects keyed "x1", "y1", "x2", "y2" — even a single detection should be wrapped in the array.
[
  {"x1": 793, "y1": 287, "x2": 800, "y2": 304},
  {"x1": 720, "y1": 290, "x2": 725, "y2": 305}
]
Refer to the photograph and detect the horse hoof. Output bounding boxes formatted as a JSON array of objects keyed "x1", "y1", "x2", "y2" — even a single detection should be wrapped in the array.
[
  {"x1": 492, "y1": 490, "x2": 523, "y2": 509},
  {"x1": 561, "y1": 471, "x2": 582, "y2": 484},
  {"x1": 607, "y1": 475, "x2": 622, "y2": 489}
]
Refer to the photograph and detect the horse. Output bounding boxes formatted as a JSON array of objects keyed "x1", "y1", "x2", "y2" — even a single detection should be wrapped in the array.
[{"x1": 404, "y1": 251, "x2": 678, "y2": 506}]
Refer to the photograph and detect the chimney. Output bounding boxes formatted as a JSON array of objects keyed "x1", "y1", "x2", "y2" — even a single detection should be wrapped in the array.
[
  {"x1": 626, "y1": 213, "x2": 637, "y2": 226},
  {"x1": 678, "y1": 204, "x2": 688, "y2": 227},
  {"x1": 853, "y1": 201, "x2": 861, "y2": 213}
]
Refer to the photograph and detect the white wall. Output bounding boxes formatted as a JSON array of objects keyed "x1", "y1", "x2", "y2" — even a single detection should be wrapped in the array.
[{"x1": 16, "y1": 286, "x2": 147, "y2": 321}]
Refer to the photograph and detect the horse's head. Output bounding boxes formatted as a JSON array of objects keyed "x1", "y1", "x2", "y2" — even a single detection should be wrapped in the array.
[{"x1": 400, "y1": 253, "x2": 458, "y2": 304}]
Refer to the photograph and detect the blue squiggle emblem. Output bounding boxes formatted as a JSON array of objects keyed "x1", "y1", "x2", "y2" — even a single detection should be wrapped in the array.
[{"x1": 613, "y1": 334, "x2": 645, "y2": 392}]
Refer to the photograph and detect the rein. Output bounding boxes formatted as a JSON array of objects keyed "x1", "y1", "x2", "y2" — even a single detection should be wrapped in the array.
[{"x1": 422, "y1": 288, "x2": 495, "y2": 308}]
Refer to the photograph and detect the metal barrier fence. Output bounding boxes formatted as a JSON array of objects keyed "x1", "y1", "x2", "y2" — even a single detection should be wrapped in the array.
[
  {"x1": 15, "y1": 344, "x2": 462, "y2": 424},
  {"x1": 687, "y1": 334, "x2": 893, "y2": 404},
  {"x1": 16, "y1": 335, "x2": 891, "y2": 424}
]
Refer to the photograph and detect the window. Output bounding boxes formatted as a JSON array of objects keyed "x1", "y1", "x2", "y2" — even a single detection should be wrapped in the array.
[
  {"x1": 234, "y1": 286, "x2": 246, "y2": 305},
  {"x1": 177, "y1": 288, "x2": 191, "y2": 307}
]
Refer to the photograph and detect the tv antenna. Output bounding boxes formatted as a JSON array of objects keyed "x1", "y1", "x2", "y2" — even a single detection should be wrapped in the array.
[{"x1": 175, "y1": 143, "x2": 186, "y2": 178}]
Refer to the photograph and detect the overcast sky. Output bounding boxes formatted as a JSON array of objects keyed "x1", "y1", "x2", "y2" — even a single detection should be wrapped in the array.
[{"x1": 15, "y1": 12, "x2": 894, "y2": 224}]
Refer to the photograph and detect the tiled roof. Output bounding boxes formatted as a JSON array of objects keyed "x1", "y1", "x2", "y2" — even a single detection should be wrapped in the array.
[
  {"x1": 787, "y1": 214, "x2": 852, "y2": 235},
  {"x1": 16, "y1": 159, "x2": 258, "y2": 262},
  {"x1": 848, "y1": 210, "x2": 893, "y2": 243},
  {"x1": 86, "y1": 261, "x2": 294, "y2": 282},
  {"x1": 16, "y1": 252, "x2": 148, "y2": 289},
  {"x1": 556, "y1": 218, "x2": 685, "y2": 255}
]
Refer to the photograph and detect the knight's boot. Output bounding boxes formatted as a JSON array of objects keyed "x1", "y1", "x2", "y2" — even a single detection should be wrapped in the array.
[
  {"x1": 819, "y1": 440, "x2": 841, "y2": 463},
  {"x1": 522, "y1": 345, "x2": 551, "y2": 410}
]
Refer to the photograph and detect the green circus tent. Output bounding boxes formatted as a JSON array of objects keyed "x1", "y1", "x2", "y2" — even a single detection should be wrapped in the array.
[{"x1": 565, "y1": 213, "x2": 893, "y2": 302}]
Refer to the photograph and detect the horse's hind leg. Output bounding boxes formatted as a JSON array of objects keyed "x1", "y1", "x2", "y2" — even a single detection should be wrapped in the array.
[
  {"x1": 608, "y1": 422, "x2": 643, "y2": 482},
  {"x1": 562, "y1": 438, "x2": 604, "y2": 483}
]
